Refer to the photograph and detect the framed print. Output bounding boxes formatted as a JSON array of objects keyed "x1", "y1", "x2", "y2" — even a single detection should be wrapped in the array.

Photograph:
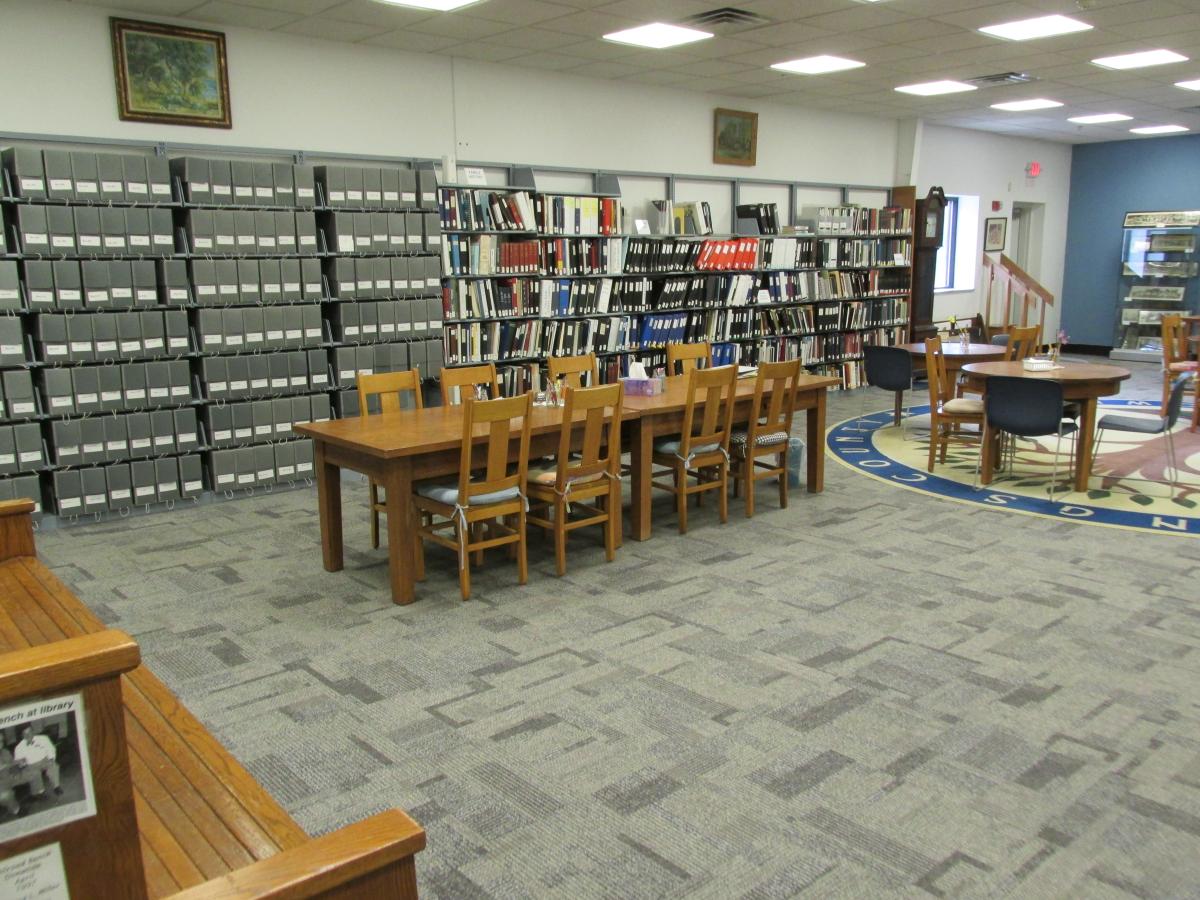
[
  {"x1": 1124, "y1": 210, "x2": 1200, "y2": 228},
  {"x1": 984, "y1": 217, "x2": 1007, "y2": 252},
  {"x1": 713, "y1": 108, "x2": 758, "y2": 167},
  {"x1": 111, "y1": 18, "x2": 231, "y2": 129}
]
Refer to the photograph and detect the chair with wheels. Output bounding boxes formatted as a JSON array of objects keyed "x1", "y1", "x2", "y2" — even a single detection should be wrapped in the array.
[
  {"x1": 440, "y1": 363, "x2": 500, "y2": 406},
  {"x1": 983, "y1": 375, "x2": 1078, "y2": 502},
  {"x1": 1091, "y1": 374, "x2": 1191, "y2": 495},
  {"x1": 413, "y1": 393, "x2": 532, "y2": 601},
  {"x1": 527, "y1": 382, "x2": 623, "y2": 575},
  {"x1": 357, "y1": 370, "x2": 423, "y2": 549},
  {"x1": 651, "y1": 365, "x2": 737, "y2": 533},
  {"x1": 666, "y1": 342, "x2": 712, "y2": 376},
  {"x1": 730, "y1": 359, "x2": 800, "y2": 517}
]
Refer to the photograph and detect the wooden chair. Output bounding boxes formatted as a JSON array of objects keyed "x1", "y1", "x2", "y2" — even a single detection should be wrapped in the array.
[
  {"x1": 413, "y1": 393, "x2": 532, "y2": 600},
  {"x1": 358, "y1": 370, "x2": 423, "y2": 550},
  {"x1": 1004, "y1": 325, "x2": 1039, "y2": 361},
  {"x1": 547, "y1": 353, "x2": 598, "y2": 389},
  {"x1": 651, "y1": 365, "x2": 737, "y2": 533},
  {"x1": 1161, "y1": 315, "x2": 1199, "y2": 412},
  {"x1": 527, "y1": 383, "x2": 623, "y2": 575},
  {"x1": 667, "y1": 342, "x2": 712, "y2": 376},
  {"x1": 925, "y1": 336, "x2": 984, "y2": 474},
  {"x1": 731, "y1": 360, "x2": 800, "y2": 517},
  {"x1": 440, "y1": 362, "x2": 500, "y2": 406}
]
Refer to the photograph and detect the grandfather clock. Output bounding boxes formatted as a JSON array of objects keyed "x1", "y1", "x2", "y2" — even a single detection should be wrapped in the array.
[{"x1": 910, "y1": 186, "x2": 947, "y2": 342}]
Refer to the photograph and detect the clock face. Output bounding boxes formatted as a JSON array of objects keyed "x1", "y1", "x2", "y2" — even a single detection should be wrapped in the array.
[{"x1": 925, "y1": 211, "x2": 939, "y2": 239}]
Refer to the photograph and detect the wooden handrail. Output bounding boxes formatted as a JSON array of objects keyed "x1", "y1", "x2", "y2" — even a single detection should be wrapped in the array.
[
  {"x1": 981, "y1": 252, "x2": 1055, "y2": 346},
  {"x1": 169, "y1": 810, "x2": 426, "y2": 900},
  {"x1": 0, "y1": 630, "x2": 141, "y2": 703},
  {"x1": 997, "y1": 253, "x2": 1054, "y2": 306}
]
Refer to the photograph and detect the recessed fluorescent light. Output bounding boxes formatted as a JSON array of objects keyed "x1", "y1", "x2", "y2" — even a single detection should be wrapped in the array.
[
  {"x1": 895, "y1": 80, "x2": 977, "y2": 96},
  {"x1": 602, "y1": 22, "x2": 712, "y2": 49},
  {"x1": 1068, "y1": 113, "x2": 1132, "y2": 124},
  {"x1": 990, "y1": 98, "x2": 1063, "y2": 111},
  {"x1": 372, "y1": 0, "x2": 482, "y2": 9},
  {"x1": 1175, "y1": 78, "x2": 1200, "y2": 90},
  {"x1": 979, "y1": 14, "x2": 1092, "y2": 42},
  {"x1": 1130, "y1": 124, "x2": 1188, "y2": 134},
  {"x1": 1092, "y1": 49, "x2": 1187, "y2": 70},
  {"x1": 771, "y1": 55, "x2": 865, "y2": 75}
]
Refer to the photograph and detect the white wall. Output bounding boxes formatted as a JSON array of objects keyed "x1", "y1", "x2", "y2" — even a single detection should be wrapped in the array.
[
  {"x1": 0, "y1": 0, "x2": 898, "y2": 188},
  {"x1": 916, "y1": 125, "x2": 1072, "y2": 334}
]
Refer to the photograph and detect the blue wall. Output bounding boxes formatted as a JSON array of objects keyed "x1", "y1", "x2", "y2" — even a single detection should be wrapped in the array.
[{"x1": 1063, "y1": 133, "x2": 1200, "y2": 346}]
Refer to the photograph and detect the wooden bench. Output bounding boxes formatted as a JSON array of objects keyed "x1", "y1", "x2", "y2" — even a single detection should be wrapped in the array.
[{"x1": 0, "y1": 498, "x2": 425, "y2": 898}]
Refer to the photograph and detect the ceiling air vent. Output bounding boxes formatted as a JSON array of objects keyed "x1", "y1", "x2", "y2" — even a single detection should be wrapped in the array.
[
  {"x1": 966, "y1": 72, "x2": 1039, "y2": 88},
  {"x1": 684, "y1": 7, "x2": 772, "y2": 29}
]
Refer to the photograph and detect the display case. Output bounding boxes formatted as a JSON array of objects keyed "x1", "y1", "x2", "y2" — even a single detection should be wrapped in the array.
[{"x1": 1112, "y1": 211, "x2": 1200, "y2": 362}]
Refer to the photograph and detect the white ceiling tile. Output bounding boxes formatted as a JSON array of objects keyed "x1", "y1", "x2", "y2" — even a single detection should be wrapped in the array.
[
  {"x1": 314, "y1": 0, "x2": 432, "y2": 27},
  {"x1": 360, "y1": 28, "x2": 461, "y2": 51},
  {"x1": 798, "y1": 5, "x2": 914, "y2": 33},
  {"x1": 482, "y1": 26, "x2": 585, "y2": 50},
  {"x1": 277, "y1": 15, "x2": 379, "y2": 40},
  {"x1": 668, "y1": 58, "x2": 755, "y2": 78},
  {"x1": 224, "y1": 0, "x2": 342, "y2": 14},
  {"x1": 503, "y1": 50, "x2": 587, "y2": 70},
  {"x1": 567, "y1": 59, "x2": 646, "y2": 78},
  {"x1": 72, "y1": 0, "x2": 225, "y2": 13},
  {"x1": 407, "y1": 14, "x2": 516, "y2": 40},
  {"x1": 730, "y1": 22, "x2": 839, "y2": 49},
  {"x1": 460, "y1": 0, "x2": 579, "y2": 26},
  {"x1": 449, "y1": 42, "x2": 531, "y2": 61},
  {"x1": 537, "y1": 9, "x2": 642, "y2": 38},
  {"x1": 179, "y1": 1, "x2": 300, "y2": 28}
]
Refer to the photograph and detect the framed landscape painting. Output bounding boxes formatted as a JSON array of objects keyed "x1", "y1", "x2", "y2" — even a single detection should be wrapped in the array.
[
  {"x1": 111, "y1": 18, "x2": 231, "y2": 128},
  {"x1": 713, "y1": 108, "x2": 758, "y2": 166}
]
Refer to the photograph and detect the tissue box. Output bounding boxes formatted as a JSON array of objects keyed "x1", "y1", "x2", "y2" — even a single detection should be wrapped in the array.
[{"x1": 620, "y1": 377, "x2": 664, "y2": 397}]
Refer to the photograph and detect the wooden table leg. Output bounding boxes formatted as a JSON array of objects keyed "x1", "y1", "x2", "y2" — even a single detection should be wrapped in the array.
[
  {"x1": 630, "y1": 419, "x2": 653, "y2": 541},
  {"x1": 383, "y1": 459, "x2": 416, "y2": 605},
  {"x1": 315, "y1": 440, "x2": 343, "y2": 573},
  {"x1": 1074, "y1": 398, "x2": 1098, "y2": 493},
  {"x1": 806, "y1": 389, "x2": 826, "y2": 493}
]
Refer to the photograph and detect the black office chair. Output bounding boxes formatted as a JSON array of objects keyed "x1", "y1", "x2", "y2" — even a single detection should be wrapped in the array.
[
  {"x1": 858, "y1": 345, "x2": 914, "y2": 437},
  {"x1": 984, "y1": 376, "x2": 1078, "y2": 501},
  {"x1": 1091, "y1": 375, "x2": 1191, "y2": 495}
]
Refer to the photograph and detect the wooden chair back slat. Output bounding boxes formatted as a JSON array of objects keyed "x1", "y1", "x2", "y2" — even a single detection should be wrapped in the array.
[
  {"x1": 681, "y1": 366, "x2": 737, "y2": 454},
  {"x1": 667, "y1": 342, "x2": 712, "y2": 376},
  {"x1": 457, "y1": 394, "x2": 532, "y2": 502},
  {"x1": 553, "y1": 383, "x2": 623, "y2": 487},
  {"x1": 925, "y1": 336, "x2": 951, "y2": 408},
  {"x1": 1163, "y1": 314, "x2": 1186, "y2": 367},
  {"x1": 752, "y1": 360, "x2": 801, "y2": 439},
  {"x1": 441, "y1": 363, "x2": 500, "y2": 406},
  {"x1": 547, "y1": 353, "x2": 598, "y2": 389},
  {"x1": 1005, "y1": 325, "x2": 1039, "y2": 361},
  {"x1": 357, "y1": 370, "x2": 422, "y2": 417}
]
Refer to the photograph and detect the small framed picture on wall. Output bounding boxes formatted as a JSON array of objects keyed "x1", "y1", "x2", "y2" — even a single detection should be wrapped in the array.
[{"x1": 984, "y1": 217, "x2": 1007, "y2": 252}]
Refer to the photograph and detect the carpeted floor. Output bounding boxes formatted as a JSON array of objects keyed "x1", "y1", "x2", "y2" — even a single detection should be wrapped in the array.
[{"x1": 34, "y1": 356, "x2": 1200, "y2": 898}]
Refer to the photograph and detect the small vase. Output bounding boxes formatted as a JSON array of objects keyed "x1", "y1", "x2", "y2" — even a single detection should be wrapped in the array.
[{"x1": 959, "y1": 331, "x2": 969, "y2": 351}]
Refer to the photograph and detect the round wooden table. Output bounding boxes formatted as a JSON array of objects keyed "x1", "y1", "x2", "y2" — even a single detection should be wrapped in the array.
[
  {"x1": 960, "y1": 361, "x2": 1132, "y2": 492},
  {"x1": 898, "y1": 342, "x2": 1008, "y2": 373}
]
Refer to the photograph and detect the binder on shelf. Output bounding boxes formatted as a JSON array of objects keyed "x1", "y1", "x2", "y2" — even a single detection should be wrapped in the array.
[
  {"x1": 260, "y1": 259, "x2": 282, "y2": 302},
  {"x1": 109, "y1": 261, "x2": 135, "y2": 309},
  {"x1": 100, "y1": 207, "x2": 129, "y2": 253},
  {"x1": 294, "y1": 164, "x2": 316, "y2": 207},
  {"x1": 254, "y1": 210, "x2": 276, "y2": 250},
  {"x1": 125, "y1": 207, "x2": 152, "y2": 252},
  {"x1": 107, "y1": 464, "x2": 133, "y2": 511},
  {"x1": 0, "y1": 262, "x2": 21, "y2": 312},
  {"x1": 2, "y1": 147, "x2": 46, "y2": 199},
  {"x1": 81, "y1": 261, "x2": 111, "y2": 308},
  {"x1": 16, "y1": 206, "x2": 50, "y2": 254},
  {"x1": 123, "y1": 156, "x2": 149, "y2": 200},
  {"x1": 104, "y1": 415, "x2": 128, "y2": 459},
  {"x1": 96, "y1": 153, "x2": 126, "y2": 202},
  {"x1": 272, "y1": 163, "x2": 294, "y2": 205},
  {"x1": 132, "y1": 261, "x2": 159, "y2": 307},
  {"x1": 80, "y1": 467, "x2": 108, "y2": 513},
  {"x1": 71, "y1": 152, "x2": 100, "y2": 199},
  {"x1": 179, "y1": 455, "x2": 203, "y2": 497},
  {"x1": 48, "y1": 261, "x2": 80, "y2": 310},
  {"x1": 44, "y1": 149, "x2": 75, "y2": 200},
  {"x1": 149, "y1": 208, "x2": 174, "y2": 255},
  {"x1": 147, "y1": 157, "x2": 171, "y2": 199},
  {"x1": 73, "y1": 367, "x2": 102, "y2": 414},
  {"x1": 381, "y1": 168, "x2": 401, "y2": 206},
  {"x1": 275, "y1": 211, "x2": 297, "y2": 251},
  {"x1": 156, "y1": 457, "x2": 181, "y2": 502},
  {"x1": 210, "y1": 159, "x2": 234, "y2": 205},
  {"x1": 54, "y1": 470, "x2": 83, "y2": 515},
  {"x1": 46, "y1": 206, "x2": 76, "y2": 254},
  {"x1": 98, "y1": 366, "x2": 123, "y2": 412},
  {"x1": 253, "y1": 162, "x2": 274, "y2": 205},
  {"x1": 52, "y1": 420, "x2": 82, "y2": 466},
  {"x1": 159, "y1": 260, "x2": 191, "y2": 304}
]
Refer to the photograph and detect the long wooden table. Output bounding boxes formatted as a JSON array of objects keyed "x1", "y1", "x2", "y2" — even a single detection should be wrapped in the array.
[
  {"x1": 295, "y1": 372, "x2": 836, "y2": 603},
  {"x1": 960, "y1": 360, "x2": 1132, "y2": 492}
]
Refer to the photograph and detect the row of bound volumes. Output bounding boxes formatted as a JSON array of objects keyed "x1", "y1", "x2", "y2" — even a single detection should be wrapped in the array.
[
  {"x1": 537, "y1": 278, "x2": 652, "y2": 317},
  {"x1": 438, "y1": 188, "x2": 535, "y2": 232},
  {"x1": 442, "y1": 235, "x2": 626, "y2": 276},
  {"x1": 796, "y1": 205, "x2": 912, "y2": 235},
  {"x1": 444, "y1": 315, "x2": 639, "y2": 364},
  {"x1": 534, "y1": 195, "x2": 622, "y2": 236}
]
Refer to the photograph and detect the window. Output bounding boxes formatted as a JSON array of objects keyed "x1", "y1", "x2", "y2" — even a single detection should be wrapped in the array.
[
  {"x1": 934, "y1": 197, "x2": 958, "y2": 290},
  {"x1": 934, "y1": 194, "x2": 979, "y2": 293}
]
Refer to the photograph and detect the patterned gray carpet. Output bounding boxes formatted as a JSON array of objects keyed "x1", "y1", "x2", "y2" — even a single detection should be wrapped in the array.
[{"x1": 36, "y1": 357, "x2": 1200, "y2": 898}]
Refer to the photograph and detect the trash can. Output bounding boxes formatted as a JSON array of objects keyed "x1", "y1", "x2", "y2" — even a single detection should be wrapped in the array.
[{"x1": 787, "y1": 437, "x2": 806, "y2": 489}]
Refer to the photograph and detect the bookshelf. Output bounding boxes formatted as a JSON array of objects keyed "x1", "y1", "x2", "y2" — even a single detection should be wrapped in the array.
[
  {"x1": 0, "y1": 145, "x2": 445, "y2": 519},
  {"x1": 437, "y1": 185, "x2": 911, "y2": 392}
]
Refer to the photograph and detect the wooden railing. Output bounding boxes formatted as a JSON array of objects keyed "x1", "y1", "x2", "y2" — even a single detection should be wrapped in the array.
[{"x1": 981, "y1": 253, "x2": 1055, "y2": 345}]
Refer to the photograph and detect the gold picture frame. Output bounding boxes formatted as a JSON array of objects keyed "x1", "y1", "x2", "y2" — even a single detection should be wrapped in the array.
[
  {"x1": 111, "y1": 17, "x2": 232, "y2": 129},
  {"x1": 984, "y1": 217, "x2": 1007, "y2": 252},
  {"x1": 713, "y1": 108, "x2": 758, "y2": 167}
]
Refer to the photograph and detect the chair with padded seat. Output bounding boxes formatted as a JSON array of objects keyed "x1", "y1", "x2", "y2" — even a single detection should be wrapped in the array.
[
  {"x1": 651, "y1": 365, "x2": 737, "y2": 533},
  {"x1": 925, "y1": 336, "x2": 984, "y2": 474},
  {"x1": 858, "y1": 345, "x2": 914, "y2": 434},
  {"x1": 413, "y1": 393, "x2": 532, "y2": 601},
  {"x1": 983, "y1": 375, "x2": 1078, "y2": 502},
  {"x1": 357, "y1": 370, "x2": 423, "y2": 550},
  {"x1": 547, "y1": 353, "x2": 598, "y2": 390},
  {"x1": 666, "y1": 342, "x2": 712, "y2": 376},
  {"x1": 527, "y1": 382, "x2": 623, "y2": 575},
  {"x1": 1091, "y1": 374, "x2": 1191, "y2": 495},
  {"x1": 440, "y1": 362, "x2": 500, "y2": 406},
  {"x1": 1161, "y1": 315, "x2": 1199, "y2": 414},
  {"x1": 730, "y1": 359, "x2": 800, "y2": 517}
]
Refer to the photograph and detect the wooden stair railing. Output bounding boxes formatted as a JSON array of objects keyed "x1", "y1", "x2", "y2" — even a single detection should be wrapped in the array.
[{"x1": 981, "y1": 253, "x2": 1055, "y2": 347}]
